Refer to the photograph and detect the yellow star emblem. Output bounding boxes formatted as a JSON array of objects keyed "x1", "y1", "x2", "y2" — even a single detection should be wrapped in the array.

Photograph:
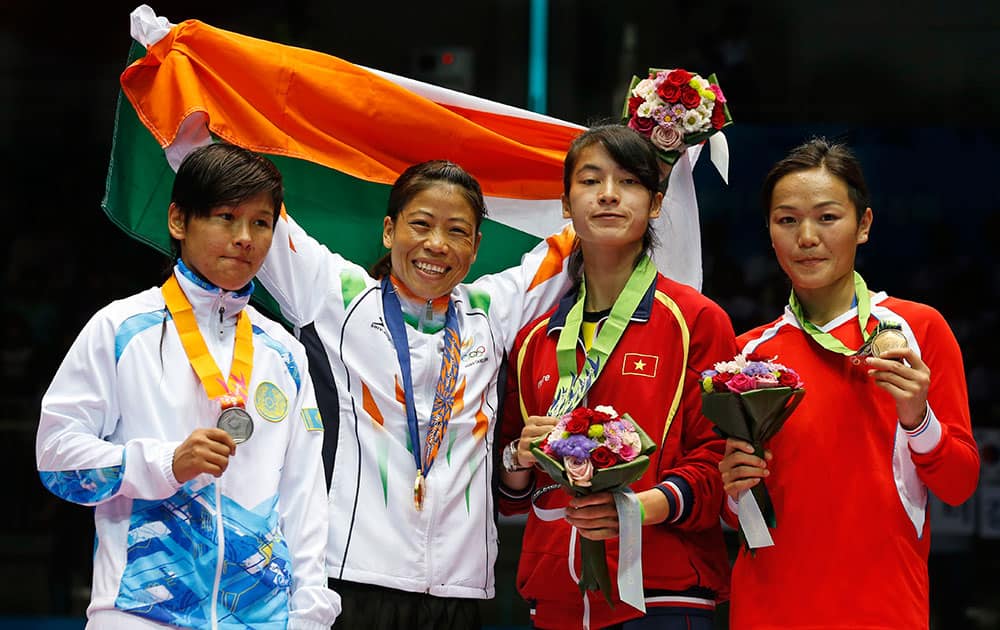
[{"x1": 634, "y1": 359, "x2": 646, "y2": 371}]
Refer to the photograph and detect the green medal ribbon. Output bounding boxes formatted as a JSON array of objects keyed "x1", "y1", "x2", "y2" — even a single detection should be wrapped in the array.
[
  {"x1": 787, "y1": 270, "x2": 871, "y2": 356},
  {"x1": 548, "y1": 255, "x2": 657, "y2": 416}
]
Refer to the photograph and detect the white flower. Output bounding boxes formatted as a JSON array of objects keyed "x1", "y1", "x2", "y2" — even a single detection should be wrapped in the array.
[
  {"x1": 697, "y1": 101, "x2": 713, "y2": 119},
  {"x1": 636, "y1": 100, "x2": 657, "y2": 118},
  {"x1": 594, "y1": 405, "x2": 619, "y2": 418},
  {"x1": 681, "y1": 108, "x2": 709, "y2": 133},
  {"x1": 633, "y1": 78, "x2": 657, "y2": 100}
]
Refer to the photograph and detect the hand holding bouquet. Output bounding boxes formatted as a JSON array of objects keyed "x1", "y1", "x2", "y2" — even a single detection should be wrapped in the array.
[
  {"x1": 530, "y1": 405, "x2": 656, "y2": 607},
  {"x1": 701, "y1": 353, "x2": 805, "y2": 549}
]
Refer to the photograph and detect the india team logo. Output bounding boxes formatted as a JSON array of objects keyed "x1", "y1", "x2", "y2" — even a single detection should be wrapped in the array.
[{"x1": 254, "y1": 381, "x2": 289, "y2": 422}]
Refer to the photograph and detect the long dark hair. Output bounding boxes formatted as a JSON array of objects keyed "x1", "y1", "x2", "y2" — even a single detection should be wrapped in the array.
[
  {"x1": 562, "y1": 125, "x2": 662, "y2": 279},
  {"x1": 370, "y1": 160, "x2": 487, "y2": 279},
  {"x1": 761, "y1": 137, "x2": 870, "y2": 222}
]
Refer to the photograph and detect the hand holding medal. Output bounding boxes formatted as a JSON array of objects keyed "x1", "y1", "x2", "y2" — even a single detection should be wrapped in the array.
[
  {"x1": 172, "y1": 427, "x2": 237, "y2": 483},
  {"x1": 863, "y1": 331, "x2": 931, "y2": 431}
]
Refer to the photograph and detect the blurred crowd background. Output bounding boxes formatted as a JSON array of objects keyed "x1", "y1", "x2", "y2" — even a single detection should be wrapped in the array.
[{"x1": 2, "y1": 1, "x2": 997, "y2": 628}]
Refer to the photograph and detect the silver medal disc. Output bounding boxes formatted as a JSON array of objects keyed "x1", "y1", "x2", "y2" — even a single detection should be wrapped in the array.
[{"x1": 217, "y1": 407, "x2": 254, "y2": 444}]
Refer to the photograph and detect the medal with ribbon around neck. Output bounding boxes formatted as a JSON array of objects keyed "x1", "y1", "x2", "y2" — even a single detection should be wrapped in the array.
[
  {"x1": 787, "y1": 271, "x2": 907, "y2": 364},
  {"x1": 381, "y1": 276, "x2": 462, "y2": 511},
  {"x1": 162, "y1": 275, "x2": 255, "y2": 443}
]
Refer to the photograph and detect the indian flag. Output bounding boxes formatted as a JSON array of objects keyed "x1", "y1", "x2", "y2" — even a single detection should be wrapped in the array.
[{"x1": 105, "y1": 5, "x2": 724, "y2": 298}]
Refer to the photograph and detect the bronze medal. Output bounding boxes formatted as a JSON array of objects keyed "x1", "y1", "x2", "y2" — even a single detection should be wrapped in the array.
[
  {"x1": 218, "y1": 407, "x2": 254, "y2": 444},
  {"x1": 870, "y1": 328, "x2": 908, "y2": 359}
]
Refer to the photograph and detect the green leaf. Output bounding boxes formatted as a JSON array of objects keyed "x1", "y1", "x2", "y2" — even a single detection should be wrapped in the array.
[
  {"x1": 700, "y1": 393, "x2": 752, "y2": 440},
  {"x1": 579, "y1": 537, "x2": 614, "y2": 606}
]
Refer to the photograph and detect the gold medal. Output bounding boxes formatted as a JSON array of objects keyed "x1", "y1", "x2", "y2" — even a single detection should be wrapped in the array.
[
  {"x1": 413, "y1": 471, "x2": 425, "y2": 511},
  {"x1": 870, "y1": 328, "x2": 908, "y2": 358}
]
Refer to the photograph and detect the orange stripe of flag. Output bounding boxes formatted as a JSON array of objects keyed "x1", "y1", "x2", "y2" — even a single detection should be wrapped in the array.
[{"x1": 121, "y1": 19, "x2": 579, "y2": 199}]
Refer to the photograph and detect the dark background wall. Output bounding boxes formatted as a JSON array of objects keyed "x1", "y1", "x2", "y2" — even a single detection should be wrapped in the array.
[{"x1": 2, "y1": 1, "x2": 998, "y2": 628}]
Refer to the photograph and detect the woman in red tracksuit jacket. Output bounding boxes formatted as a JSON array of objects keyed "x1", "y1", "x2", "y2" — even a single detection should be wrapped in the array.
[{"x1": 497, "y1": 124, "x2": 736, "y2": 629}]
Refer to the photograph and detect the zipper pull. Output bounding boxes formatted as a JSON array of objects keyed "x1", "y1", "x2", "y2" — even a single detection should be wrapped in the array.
[
  {"x1": 218, "y1": 306, "x2": 225, "y2": 337},
  {"x1": 423, "y1": 300, "x2": 433, "y2": 331}
]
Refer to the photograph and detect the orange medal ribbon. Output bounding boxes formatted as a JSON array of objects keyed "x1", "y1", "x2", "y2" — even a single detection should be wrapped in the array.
[{"x1": 161, "y1": 275, "x2": 254, "y2": 408}]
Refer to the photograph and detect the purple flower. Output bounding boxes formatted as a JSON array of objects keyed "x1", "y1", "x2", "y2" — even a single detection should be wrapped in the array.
[
  {"x1": 742, "y1": 362, "x2": 773, "y2": 377},
  {"x1": 549, "y1": 434, "x2": 597, "y2": 460}
]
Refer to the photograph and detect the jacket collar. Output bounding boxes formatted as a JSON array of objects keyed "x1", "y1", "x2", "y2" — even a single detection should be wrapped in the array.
[
  {"x1": 546, "y1": 274, "x2": 657, "y2": 335},
  {"x1": 174, "y1": 260, "x2": 253, "y2": 327}
]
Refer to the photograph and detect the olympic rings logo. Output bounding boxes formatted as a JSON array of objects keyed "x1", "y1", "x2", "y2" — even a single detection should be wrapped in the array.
[{"x1": 464, "y1": 345, "x2": 487, "y2": 360}]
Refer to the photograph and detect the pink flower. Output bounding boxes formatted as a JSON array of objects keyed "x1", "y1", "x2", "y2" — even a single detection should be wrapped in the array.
[
  {"x1": 618, "y1": 430, "x2": 642, "y2": 461},
  {"x1": 650, "y1": 125, "x2": 685, "y2": 152},
  {"x1": 726, "y1": 372, "x2": 756, "y2": 393},
  {"x1": 709, "y1": 83, "x2": 726, "y2": 104},
  {"x1": 564, "y1": 456, "x2": 594, "y2": 487}
]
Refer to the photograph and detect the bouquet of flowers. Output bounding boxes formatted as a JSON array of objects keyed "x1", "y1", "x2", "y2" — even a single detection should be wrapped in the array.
[
  {"x1": 700, "y1": 353, "x2": 805, "y2": 550},
  {"x1": 621, "y1": 67, "x2": 733, "y2": 165},
  {"x1": 530, "y1": 405, "x2": 656, "y2": 605}
]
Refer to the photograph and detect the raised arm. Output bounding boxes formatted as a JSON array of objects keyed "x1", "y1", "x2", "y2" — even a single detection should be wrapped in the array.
[
  {"x1": 258, "y1": 210, "x2": 365, "y2": 328},
  {"x1": 472, "y1": 224, "x2": 576, "y2": 351}
]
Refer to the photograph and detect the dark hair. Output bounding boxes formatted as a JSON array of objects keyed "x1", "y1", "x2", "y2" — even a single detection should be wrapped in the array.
[
  {"x1": 761, "y1": 137, "x2": 870, "y2": 222},
  {"x1": 562, "y1": 125, "x2": 662, "y2": 277},
  {"x1": 169, "y1": 143, "x2": 284, "y2": 258},
  {"x1": 370, "y1": 160, "x2": 487, "y2": 278}
]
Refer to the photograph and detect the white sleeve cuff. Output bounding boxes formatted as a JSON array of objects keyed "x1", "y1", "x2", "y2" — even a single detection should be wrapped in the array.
[{"x1": 905, "y1": 405, "x2": 942, "y2": 454}]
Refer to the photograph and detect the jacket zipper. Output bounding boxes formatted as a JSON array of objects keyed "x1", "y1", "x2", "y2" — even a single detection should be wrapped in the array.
[
  {"x1": 422, "y1": 299, "x2": 434, "y2": 332},
  {"x1": 210, "y1": 482, "x2": 224, "y2": 628}
]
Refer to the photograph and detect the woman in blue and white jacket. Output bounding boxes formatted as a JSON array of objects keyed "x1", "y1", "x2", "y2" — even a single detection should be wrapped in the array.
[{"x1": 36, "y1": 143, "x2": 339, "y2": 629}]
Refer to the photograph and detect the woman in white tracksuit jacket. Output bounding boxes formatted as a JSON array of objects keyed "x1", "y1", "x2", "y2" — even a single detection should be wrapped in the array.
[
  {"x1": 36, "y1": 144, "x2": 339, "y2": 629},
  {"x1": 257, "y1": 159, "x2": 574, "y2": 629}
]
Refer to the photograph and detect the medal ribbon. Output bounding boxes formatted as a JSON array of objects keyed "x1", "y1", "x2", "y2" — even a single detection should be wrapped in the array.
[
  {"x1": 381, "y1": 277, "x2": 461, "y2": 506},
  {"x1": 161, "y1": 275, "x2": 253, "y2": 407},
  {"x1": 548, "y1": 255, "x2": 657, "y2": 416},
  {"x1": 787, "y1": 271, "x2": 871, "y2": 356}
]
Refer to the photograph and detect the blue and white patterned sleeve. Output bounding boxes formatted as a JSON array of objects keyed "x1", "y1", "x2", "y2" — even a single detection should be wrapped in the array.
[{"x1": 36, "y1": 306, "x2": 181, "y2": 506}]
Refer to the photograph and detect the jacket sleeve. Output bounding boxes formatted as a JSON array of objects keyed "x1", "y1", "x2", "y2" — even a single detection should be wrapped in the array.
[
  {"x1": 657, "y1": 300, "x2": 736, "y2": 532},
  {"x1": 472, "y1": 224, "x2": 575, "y2": 352},
  {"x1": 905, "y1": 306, "x2": 979, "y2": 505},
  {"x1": 36, "y1": 307, "x2": 182, "y2": 505},
  {"x1": 257, "y1": 211, "x2": 363, "y2": 328},
  {"x1": 280, "y1": 346, "x2": 342, "y2": 629}
]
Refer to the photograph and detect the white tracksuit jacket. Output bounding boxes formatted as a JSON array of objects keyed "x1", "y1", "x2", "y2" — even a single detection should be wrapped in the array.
[
  {"x1": 257, "y1": 214, "x2": 573, "y2": 599},
  {"x1": 36, "y1": 262, "x2": 339, "y2": 629}
]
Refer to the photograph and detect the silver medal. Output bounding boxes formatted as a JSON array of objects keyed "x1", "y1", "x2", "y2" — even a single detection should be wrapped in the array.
[{"x1": 217, "y1": 407, "x2": 254, "y2": 444}]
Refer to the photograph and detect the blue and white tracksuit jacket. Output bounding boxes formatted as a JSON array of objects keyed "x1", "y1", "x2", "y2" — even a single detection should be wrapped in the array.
[{"x1": 36, "y1": 263, "x2": 339, "y2": 629}]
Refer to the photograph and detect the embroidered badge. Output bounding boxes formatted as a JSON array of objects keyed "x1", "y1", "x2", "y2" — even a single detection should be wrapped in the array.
[
  {"x1": 301, "y1": 408, "x2": 324, "y2": 431},
  {"x1": 622, "y1": 352, "x2": 659, "y2": 378},
  {"x1": 254, "y1": 381, "x2": 289, "y2": 422}
]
